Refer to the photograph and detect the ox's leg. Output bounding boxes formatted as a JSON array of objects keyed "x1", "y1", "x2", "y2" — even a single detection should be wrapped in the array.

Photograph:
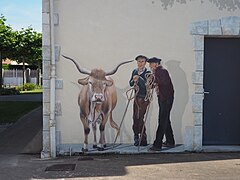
[
  {"x1": 98, "y1": 114, "x2": 108, "y2": 151},
  {"x1": 99, "y1": 114, "x2": 106, "y2": 148},
  {"x1": 98, "y1": 123, "x2": 106, "y2": 151},
  {"x1": 102, "y1": 130, "x2": 106, "y2": 148},
  {"x1": 80, "y1": 115, "x2": 90, "y2": 152},
  {"x1": 92, "y1": 123, "x2": 97, "y2": 149}
]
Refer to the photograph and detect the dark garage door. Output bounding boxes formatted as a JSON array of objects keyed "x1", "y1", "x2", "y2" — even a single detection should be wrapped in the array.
[{"x1": 203, "y1": 37, "x2": 240, "y2": 145}]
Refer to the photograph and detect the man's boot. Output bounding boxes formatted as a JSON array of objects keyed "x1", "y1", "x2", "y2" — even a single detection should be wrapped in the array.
[
  {"x1": 140, "y1": 134, "x2": 148, "y2": 146},
  {"x1": 134, "y1": 134, "x2": 139, "y2": 146}
]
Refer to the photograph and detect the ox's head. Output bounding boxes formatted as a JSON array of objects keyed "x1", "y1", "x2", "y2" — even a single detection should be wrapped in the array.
[
  {"x1": 78, "y1": 69, "x2": 113, "y2": 102},
  {"x1": 62, "y1": 55, "x2": 133, "y2": 103}
]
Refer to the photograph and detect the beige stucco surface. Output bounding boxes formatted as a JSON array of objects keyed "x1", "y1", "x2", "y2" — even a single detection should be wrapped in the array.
[{"x1": 53, "y1": 0, "x2": 240, "y2": 145}]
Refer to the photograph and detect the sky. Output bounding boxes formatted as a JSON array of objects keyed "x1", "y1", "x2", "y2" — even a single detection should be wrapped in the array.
[{"x1": 0, "y1": 0, "x2": 42, "y2": 32}]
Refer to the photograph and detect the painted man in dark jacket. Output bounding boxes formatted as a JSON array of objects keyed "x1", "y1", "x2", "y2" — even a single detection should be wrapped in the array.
[
  {"x1": 129, "y1": 55, "x2": 151, "y2": 146},
  {"x1": 147, "y1": 57, "x2": 175, "y2": 151}
]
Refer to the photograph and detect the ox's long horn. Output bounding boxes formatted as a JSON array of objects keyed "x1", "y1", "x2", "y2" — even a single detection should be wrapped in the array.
[
  {"x1": 105, "y1": 60, "x2": 134, "y2": 76},
  {"x1": 62, "y1": 55, "x2": 91, "y2": 75}
]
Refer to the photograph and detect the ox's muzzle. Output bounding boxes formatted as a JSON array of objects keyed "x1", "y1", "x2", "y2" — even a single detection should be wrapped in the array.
[{"x1": 92, "y1": 93, "x2": 105, "y2": 103}]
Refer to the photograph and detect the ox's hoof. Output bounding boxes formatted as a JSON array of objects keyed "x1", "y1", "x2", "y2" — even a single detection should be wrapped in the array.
[
  {"x1": 82, "y1": 147, "x2": 88, "y2": 152},
  {"x1": 103, "y1": 144, "x2": 107, "y2": 148},
  {"x1": 93, "y1": 144, "x2": 98, "y2": 149},
  {"x1": 97, "y1": 147, "x2": 104, "y2": 151}
]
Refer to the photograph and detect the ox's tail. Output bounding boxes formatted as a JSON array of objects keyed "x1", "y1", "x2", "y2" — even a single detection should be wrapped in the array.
[{"x1": 109, "y1": 112, "x2": 120, "y2": 134}]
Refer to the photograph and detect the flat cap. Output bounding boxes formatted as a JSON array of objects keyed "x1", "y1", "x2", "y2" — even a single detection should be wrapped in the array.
[
  {"x1": 147, "y1": 57, "x2": 161, "y2": 63},
  {"x1": 135, "y1": 55, "x2": 148, "y2": 61}
]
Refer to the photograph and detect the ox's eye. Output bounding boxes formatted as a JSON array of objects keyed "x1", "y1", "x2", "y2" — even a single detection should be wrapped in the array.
[{"x1": 88, "y1": 81, "x2": 92, "y2": 86}]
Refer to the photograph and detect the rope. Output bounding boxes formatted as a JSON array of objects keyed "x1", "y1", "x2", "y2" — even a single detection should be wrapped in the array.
[
  {"x1": 138, "y1": 73, "x2": 155, "y2": 152},
  {"x1": 144, "y1": 73, "x2": 155, "y2": 101}
]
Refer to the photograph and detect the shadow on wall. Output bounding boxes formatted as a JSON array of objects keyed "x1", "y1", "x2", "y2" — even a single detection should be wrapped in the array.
[
  {"x1": 165, "y1": 60, "x2": 189, "y2": 144},
  {"x1": 105, "y1": 86, "x2": 130, "y2": 143},
  {"x1": 159, "y1": 0, "x2": 240, "y2": 11},
  {"x1": 117, "y1": 86, "x2": 133, "y2": 142}
]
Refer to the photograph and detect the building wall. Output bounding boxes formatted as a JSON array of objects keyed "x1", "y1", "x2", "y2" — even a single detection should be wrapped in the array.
[{"x1": 42, "y1": 0, "x2": 240, "y2": 154}]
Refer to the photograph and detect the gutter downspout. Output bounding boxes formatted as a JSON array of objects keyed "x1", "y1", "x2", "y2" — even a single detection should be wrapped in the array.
[{"x1": 49, "y1": 0, "x2": 56, "y2": 158}]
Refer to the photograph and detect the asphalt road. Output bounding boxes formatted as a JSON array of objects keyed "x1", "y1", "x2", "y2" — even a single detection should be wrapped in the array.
[
  {"x1": 0, "y1": 152, "x2": 240, "y2": 180},
  {"x1": 0, "y1": 94, "x2": 42, "y2": 102}
]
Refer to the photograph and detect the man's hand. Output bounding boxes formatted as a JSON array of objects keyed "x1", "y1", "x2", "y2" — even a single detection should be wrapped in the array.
[{"x1": 133, "y1": 75, "x2": 139, "y2": 82}]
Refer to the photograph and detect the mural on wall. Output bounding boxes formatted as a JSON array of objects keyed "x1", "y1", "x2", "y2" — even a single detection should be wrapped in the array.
[
  {"x1": 159, "y1": 0, "x2": 240, "y2": 11},
  {"x1": 62, "y1": 55, "x2": 133, "y2": 152}
]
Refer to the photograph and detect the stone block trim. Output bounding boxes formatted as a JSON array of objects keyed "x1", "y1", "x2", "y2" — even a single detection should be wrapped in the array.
[
  {"x1": 42, "y1": 12, "x2": 50, "y2": 25},
  {"x1": 43, "y1": 89, "x2": 50, "y2": 103},
  {"x1": 193, "y1": 35, "x2": 204, "y2": 51},
  {"x1": 42, "y1": 0, "x2": 50, "y2": 13},
  {"x1": 42, "y1": 24, "x2": 50, "y2": 46},
  {"x1": 56, "y1": 79, "x2": 63, "y2": 89},
  {"x1": 195, "y1": 85, "x2": 203, "y2": 94},
  {"x1": 54, "y1": 13, "x2": 59, "y2": 25},
  {"x1": 43, "y1": 102, "x2": 50, "y2": 116},
  {"x1": 209, "y1": 19, "x2": 222, "y2": 35},
  {"x1": 190, "y1": 16, "x2": 240, "y2": 152},
  {"x1": 55, "y1": 45, "x2": 61, "y2": 61},
  {"x1": 42, "y1": 79, "x2": 50, "y2": 89},
  {"x1": 190, "y1": 16, "x2": 240, "y2": 37},
  {"x1": 192, "y1": 71, "x2": 203, "y2": 85},
  {"x1": 222, "y1": 25, "x2": 240, "y2": 35},
  {"x1": 195, "y1": 51, "x2": 204, "y2": 71},
  {"x1": 193, "y1": 126, "x2": 202, "y2": 151},
  {"x1": 43, "y1": 115, "x2": 50, "y2": 131},
  {"x1": 42, "y1": 61, "x2": 51, "y2": 80},
  {"x1": 41, "y1": 130, "x2": 50, "y2": 158},
  {"x1": 194, "y1": 113, "x2": 202, "y2": 126},
  {"x1": 192, "y1": 94, "x2": 203, "y2": 113},
  {"x1": 42, "y1": 0, "x2": 61, "y2": 158},
  {"x1": 221, "y1": 16, "x2": 240, "y2": 26},
  {"x1": 184, "y1": 126, "x2": 194, "y2": 151},
  {"x1": 55, "y1": 102, "x2": 62, "y2": 116},
  {"x1": 42, "y1": 46, "x2": 51, "y2": 61},
  {"x1": 190, "y1": 20, "x2": 208, "y2": 35}
]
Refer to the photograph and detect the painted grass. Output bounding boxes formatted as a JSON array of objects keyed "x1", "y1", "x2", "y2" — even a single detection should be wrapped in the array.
[{"x1": 0, "y1": 101, "x2": 42, "y2": 124}]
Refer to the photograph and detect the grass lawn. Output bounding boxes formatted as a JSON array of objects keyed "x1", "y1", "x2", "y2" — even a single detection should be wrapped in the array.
[
  {"x1": 0, "y1": 101, "x2": 42, "y2": 124},
  {"x1": 20, "y1": 89, "x2": 43, "y2": 94}
]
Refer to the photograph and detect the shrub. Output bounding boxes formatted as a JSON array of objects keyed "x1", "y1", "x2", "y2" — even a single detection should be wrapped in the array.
[
  {"x1": 23, "y1": 83, "x2": 36, "y2": 91},
  {"x1": 15, "y1": 85, "x2": 22, "y2": 91},
  {"x1": 2, "y1": 64, "x2": 10, "y2": 70},
  {"x1": 0, "y1": 88, "x2": 20, "y2": 95},
  {"x1": 16, "y1": 83, "x2": 37, "y2": 91}
]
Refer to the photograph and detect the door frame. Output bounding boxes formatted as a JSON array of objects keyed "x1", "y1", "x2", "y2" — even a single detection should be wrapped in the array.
[{"x1": 189, "y1": 16, "x2": 240, "y2": 151}]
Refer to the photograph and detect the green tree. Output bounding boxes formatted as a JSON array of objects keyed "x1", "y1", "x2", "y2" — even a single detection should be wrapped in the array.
[
  {"x1": 0, "y1": 15, "x2": 16, "y2": 91},
  {"x1": 13, "y1": 27, "x2": 42, "y2": 85},
  {"x1": 0, "y1": 15, "x2": 42, "y2": 90},
  {"x1": 14, "y1": 28, "x2": 42, "y2": 65}
]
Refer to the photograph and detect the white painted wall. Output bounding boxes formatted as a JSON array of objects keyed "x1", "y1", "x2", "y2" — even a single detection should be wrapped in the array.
[{"x1": 53, "y1": 0, "x2": 240, "y2": 145}]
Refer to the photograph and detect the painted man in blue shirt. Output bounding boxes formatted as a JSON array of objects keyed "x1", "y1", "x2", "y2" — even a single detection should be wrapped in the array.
[{"x1": 129, "y1": 55, "x2": 151, "y2": 146}]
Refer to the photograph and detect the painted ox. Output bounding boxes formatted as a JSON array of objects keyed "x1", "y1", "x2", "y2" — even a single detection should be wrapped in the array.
[{"x1": 62, "y1": 55, "x2": 133, "y2": 151}]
